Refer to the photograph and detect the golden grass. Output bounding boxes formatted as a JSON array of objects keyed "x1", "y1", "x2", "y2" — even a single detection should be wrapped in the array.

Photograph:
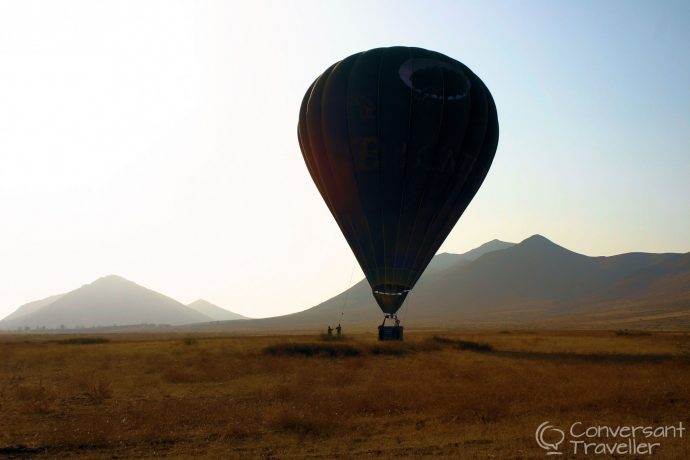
[{"x1": 0, "y1": 330, "x2": 688, "y2": 458}]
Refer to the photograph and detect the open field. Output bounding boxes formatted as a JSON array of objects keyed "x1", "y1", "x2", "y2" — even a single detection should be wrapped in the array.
[{"x1": 1, "y1": 330, "x2": 689, "y2": 459}]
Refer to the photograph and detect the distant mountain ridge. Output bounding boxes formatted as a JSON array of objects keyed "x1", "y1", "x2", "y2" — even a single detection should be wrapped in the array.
[
  {"x1": 423, "y1": 239, "x2": 515, "y2": 274},
  {"x1": 3, "y1": 236, "x2": 689, "y2": 331},
  {"x1": 187, "y1": 299, "x2": 248, "y2": 321},
  {"x1": 0, "y1": 275, "x2": 213, "y2": 330},
  {"x1": 409, "y1": 235, "x2": 687, "y2": 322},
  {"x1": 191, "y1": 238, "x2": 524, "y2": 329},
  {"x1": 0, "y1": 240, "x2": 513, "y2": 331},
  {"x1": 196, "y1": 235, "x2": 689, "y2": 330},
  {"x1": 2, "y1": 293, "x2": 66, "y2": 322}
]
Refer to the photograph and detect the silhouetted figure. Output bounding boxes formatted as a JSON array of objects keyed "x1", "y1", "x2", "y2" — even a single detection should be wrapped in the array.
[
  {"x1": 327, "y1": 325, "x2": 333, "y2": 337},
  {"x1": 336, "y1": 323, "x2": 342, "y2": 337}
]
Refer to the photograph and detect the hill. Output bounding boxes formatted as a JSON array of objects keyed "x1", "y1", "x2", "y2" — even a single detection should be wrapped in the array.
[
  {"x1": 411, "y1": 235, "x2": 686, "y2": 325},
  {"x1": 423, "y1": 239, "x2": 514, "y2": 274},
  {"x1": 0, "y1": 275, "x2": 212, "y2": 330},
  {"x1": 1, "y1": 293, "x2": 66, "y2": 322},
  {"x1": 194, "y1": 238, "x2": 518, "y2": 329},
  {"x1": 3, "y1": 237, "x2": 688, "y2": 332},
  {"x1": 197, "y1": 235, "x2": 689, "y2": 330},
  {"x1": 187, "y1": 299, "x2": 248, "y2": 321}
]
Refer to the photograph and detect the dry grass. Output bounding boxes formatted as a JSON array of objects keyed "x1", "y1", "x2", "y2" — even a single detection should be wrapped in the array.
[
  {"x1": 76, "y1": 373, "x2": 114, "y2": 403},
  {"x1": 15, "y1": 381, "x2": 56, "y2": 414},
  {"x1": 0, "y1": 330, "x2": 688, "y2": 458}
]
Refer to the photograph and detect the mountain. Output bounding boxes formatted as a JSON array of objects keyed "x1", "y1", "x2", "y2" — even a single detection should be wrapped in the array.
[
  {"x1": 197, "y1": 235, "x2": 689, "y2": 330},
  {"x1": 0, "y1": 240, "x2": 518, "y2": 331},
  {"x1": 557, "y1": 252, "x2": 690, "y2": 329},
  {"x1": 0, "y1": 275, "x2": 212, "y2": 330},
  {"x1": 455, "y1": 239, "x2": 516, "y2": 262},
  {"x1": 4, "y1": 237, "x2": 688, "y2": 332},
  {"x1": 294, "y1": 238, "x2": 517, "y2": 325},
  {"x1": 411, "y1": 235, "x2": 685, "y2": 324},
  {"x1": 1, "y1": 293, "x2": 66, "y2": 322},
  {"x1": 187, "y1": 299, "x2": 248, "y2": 321},
  {"x1": 424, "y1": 239, "x2": 514, "y2": 274},
  {"x1": 194, "y1": 238, "x2": 519, "y2": 329}
]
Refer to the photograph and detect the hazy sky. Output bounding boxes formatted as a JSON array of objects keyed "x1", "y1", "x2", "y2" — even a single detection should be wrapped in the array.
[{"x1": 1, "y1": 0, "x2": 688, "y2": 319}]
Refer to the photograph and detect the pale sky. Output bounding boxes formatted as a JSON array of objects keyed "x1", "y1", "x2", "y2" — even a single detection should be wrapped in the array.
[{"x1": 1, "y1": 0, "x2": 688, "y2": 319}]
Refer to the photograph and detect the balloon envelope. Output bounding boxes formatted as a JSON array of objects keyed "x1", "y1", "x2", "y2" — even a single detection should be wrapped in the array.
[{"x1": 298, "y1": 46, "x2": 498, "y2": 315}]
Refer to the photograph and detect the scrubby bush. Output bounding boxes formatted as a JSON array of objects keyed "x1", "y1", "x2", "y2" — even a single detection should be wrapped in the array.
[
  {"x1": 431, "y1": 336, "x2": 493, "y2": 352},
  {"x1": 265, "y1": 343, "x2": 362, "y2": 357},
  {"x1": 58, "y1": 337, "x2": 110, "y2": 345},
  {"x1": 615, "y1": 329, "x2": 652, "y2": 336}
]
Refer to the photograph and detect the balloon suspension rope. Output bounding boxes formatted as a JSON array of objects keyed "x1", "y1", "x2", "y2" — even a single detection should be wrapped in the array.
[
  {"x1": 338, "y1": 261, "x2": 357, "y2": 324},
  {"x1": 401, "y1": 289, "x2": 412, "y2": 325}
]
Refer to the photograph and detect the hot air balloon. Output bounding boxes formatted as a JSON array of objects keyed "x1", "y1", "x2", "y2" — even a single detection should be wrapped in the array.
[{"x1": 297, "y1": 47, "x2": 498, "y2": 339}]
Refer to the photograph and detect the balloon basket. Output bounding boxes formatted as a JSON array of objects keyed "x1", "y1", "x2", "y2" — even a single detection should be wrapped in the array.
[{"x1": 378, "y1": 315, "x2": 404, "y2": 341}]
